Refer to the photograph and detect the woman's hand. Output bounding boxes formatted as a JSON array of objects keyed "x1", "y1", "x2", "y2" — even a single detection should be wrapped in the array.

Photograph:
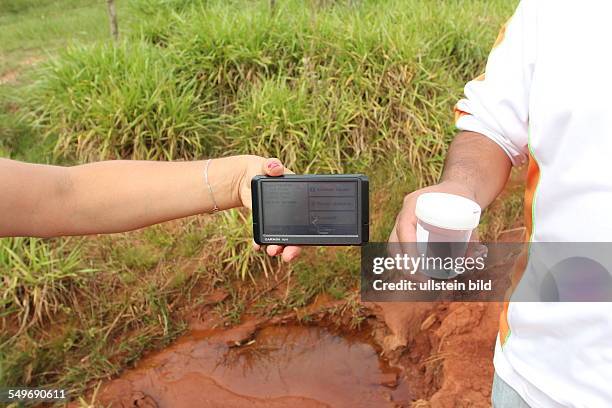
[{"x1": 236, "y1": 155, "x2": 301, "y2": 262}]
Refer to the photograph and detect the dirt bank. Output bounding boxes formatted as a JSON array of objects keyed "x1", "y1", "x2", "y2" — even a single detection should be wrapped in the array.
[{"x1": 372, "y1": 302, "x2": 501, "y2": 407}]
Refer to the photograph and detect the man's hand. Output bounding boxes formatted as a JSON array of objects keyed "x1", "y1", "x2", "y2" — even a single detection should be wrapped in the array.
[
  {"x1": 389, "y1": 131, "x2": 512, "y2": 249},
  {"x1": 389, "y1": 180, "x2": 477, "y2": 246}
]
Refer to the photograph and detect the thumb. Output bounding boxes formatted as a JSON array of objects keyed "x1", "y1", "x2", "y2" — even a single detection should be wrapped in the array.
[{"x1": 263, "y1": 158, "x2": 284, "y2": 177}]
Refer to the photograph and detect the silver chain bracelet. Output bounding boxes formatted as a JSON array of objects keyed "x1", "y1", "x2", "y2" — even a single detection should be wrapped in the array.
[{"x1": 204, "y1": 159, "x2": 220, "y2": 213}]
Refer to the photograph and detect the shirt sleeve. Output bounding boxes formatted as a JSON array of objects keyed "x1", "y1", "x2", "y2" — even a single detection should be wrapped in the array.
[{"x1": 454, "y1": 0, "x2": 537, "y2": 166}]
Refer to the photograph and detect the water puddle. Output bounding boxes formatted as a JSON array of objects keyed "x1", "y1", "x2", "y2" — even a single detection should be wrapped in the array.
[{"x1": 96, "y1": 323, "x2": 412, "y2": 407}]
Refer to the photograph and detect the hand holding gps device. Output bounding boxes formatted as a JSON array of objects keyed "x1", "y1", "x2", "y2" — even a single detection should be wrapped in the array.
[{"x1": 252, "y1": 175, "x2": 369, "y2": 246}]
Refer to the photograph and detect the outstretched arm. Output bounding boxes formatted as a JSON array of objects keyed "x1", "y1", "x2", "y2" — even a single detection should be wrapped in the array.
[{"x1": 0, "y1": 155, "x2": 281, "y2": 238}]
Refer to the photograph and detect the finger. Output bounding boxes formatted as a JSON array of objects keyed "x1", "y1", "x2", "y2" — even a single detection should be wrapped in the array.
[
  {"x1": 388, "y1": 220, "x2": 426, "y2": 282},
  {"x1": 388, "y1": 223, "x2": 399, "y2": 243},
  {"x1": 266, "y1": 245, "x2": 283, "y2": 256},
  {"x1": 387, "y1": 223, "x2": 402, "y2": 258},
  {"x1": 281, "y1": 246, "x2": 301, "y2": 262},
  {"x1": 263, "y1": 158, "x2": 284, "y2": 177},
  {"x1": 253, "y1": 240, "x2": 261, "y2": 251},
  {"x1": 396, "y1": 210, "x2": 417, "y2": 251}
]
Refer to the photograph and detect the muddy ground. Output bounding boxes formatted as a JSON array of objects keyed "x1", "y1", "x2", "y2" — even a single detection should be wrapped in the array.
[{"x1": 83, "y1": 298, "x2": 501, "y2": 408}]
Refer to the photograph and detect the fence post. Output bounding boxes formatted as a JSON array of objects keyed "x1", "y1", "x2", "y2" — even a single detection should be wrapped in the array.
[{"x1": 106, "y1": 0, "x2": 119, "y2": 41}]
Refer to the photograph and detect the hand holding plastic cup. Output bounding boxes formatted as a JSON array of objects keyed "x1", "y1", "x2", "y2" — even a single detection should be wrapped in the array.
[{"x1": 415, "y1": 192, "x2": 481, "y2": 279}]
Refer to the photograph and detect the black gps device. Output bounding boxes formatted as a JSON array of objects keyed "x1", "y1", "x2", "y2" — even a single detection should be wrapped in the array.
[{"x1": 252, "y1": 174, "x2": 369, "y2": 246}]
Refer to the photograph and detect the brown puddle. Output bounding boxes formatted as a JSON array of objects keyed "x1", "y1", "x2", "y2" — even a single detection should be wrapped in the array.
[{"x1": 95, "y1": 323, "x2": 412, "y2": 408}]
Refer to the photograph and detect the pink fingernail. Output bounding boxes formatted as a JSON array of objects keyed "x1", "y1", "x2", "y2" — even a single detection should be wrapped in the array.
[{"x1": 268, "y1": 162, "x2": 280, "y2": 169}]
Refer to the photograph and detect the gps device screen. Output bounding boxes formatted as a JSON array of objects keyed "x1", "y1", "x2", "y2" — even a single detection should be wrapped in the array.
[
  {"x1": 252, "y1": 175, "x2": 368, "y2": 246},
  {"x1": 262, "y1": 181, "x2": 358, "y2": 236}
]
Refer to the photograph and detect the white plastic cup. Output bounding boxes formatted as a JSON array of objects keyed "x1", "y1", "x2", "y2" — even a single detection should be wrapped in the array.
[{"x1": 415, "y1": 192, "x2": 481, "y2": 278}]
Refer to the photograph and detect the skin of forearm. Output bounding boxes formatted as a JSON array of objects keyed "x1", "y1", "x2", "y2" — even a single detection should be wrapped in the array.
[
  {"x1": 8, "y1": 156, "x2": 250, "y2": 237},
  {"x1": 440, "y1": 131, "x2": 512, "y2": 209}
]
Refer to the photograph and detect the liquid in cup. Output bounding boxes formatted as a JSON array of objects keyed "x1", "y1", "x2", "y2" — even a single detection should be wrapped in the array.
[{"x1": 415, "y1": 192, "x2": 481, "y2": 279}]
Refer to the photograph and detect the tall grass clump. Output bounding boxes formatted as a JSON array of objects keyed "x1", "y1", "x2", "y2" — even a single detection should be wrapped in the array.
[
  {"x1": 0, "y1": 237, "x2": 93, "y2": 333},
  {"x1": 0, "y1": 237, "x2": 93, "y2": 389},
  {"x1": 24, "y1": 42, "x2": 222, "y2": 161}
]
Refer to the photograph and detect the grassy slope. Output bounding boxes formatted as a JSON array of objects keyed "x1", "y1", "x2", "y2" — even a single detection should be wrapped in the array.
[{"x1": 0, "y1": 0, "x2": 521, "y2": 402}]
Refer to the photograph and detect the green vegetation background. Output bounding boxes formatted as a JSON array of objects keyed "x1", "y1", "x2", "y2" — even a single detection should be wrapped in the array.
[{"x1": 0, "y1": 0, "x2": 521, "y2": 403}]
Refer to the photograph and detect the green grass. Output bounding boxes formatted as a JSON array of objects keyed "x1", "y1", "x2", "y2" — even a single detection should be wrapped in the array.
[
  {"x1": 0, "y1": 238, "x2": 94, "y2": 332},
  {"x1": 286, "y1": 247, "x2": 360, "y2": 309},
  {"x1": 0, "y1": 0, "x2": 521, "y2": 401},
  {"x1": 24, "y1": 42, "x2": 217, "y2": 161},
  {"x1": 0, "y1": 0, "x2": 122, "y2": 76}
]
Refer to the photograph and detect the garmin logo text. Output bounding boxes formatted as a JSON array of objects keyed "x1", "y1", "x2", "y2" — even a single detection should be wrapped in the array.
[{"x1": 264, "y1": 237, "x2": 288, "y2": 242}]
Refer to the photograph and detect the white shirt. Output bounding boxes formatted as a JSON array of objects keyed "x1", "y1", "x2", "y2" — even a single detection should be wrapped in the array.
[{"x1": 455, "y1": 1, "x2": 612, "y2": 406}]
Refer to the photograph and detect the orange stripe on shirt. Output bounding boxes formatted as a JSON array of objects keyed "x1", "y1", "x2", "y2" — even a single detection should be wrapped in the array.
[
  {"x1": 492, "y1": 22, "x2": 508, "y2": 50},
  {"x1": 524, "y1": 153, "x2": 540, "y2": 241},
  {"x1": 453, "y1": 107, "x2": 470, "y2": 123},
  {"x1": 499, "y1": 153, "x2": 540, "y2": 346}
]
